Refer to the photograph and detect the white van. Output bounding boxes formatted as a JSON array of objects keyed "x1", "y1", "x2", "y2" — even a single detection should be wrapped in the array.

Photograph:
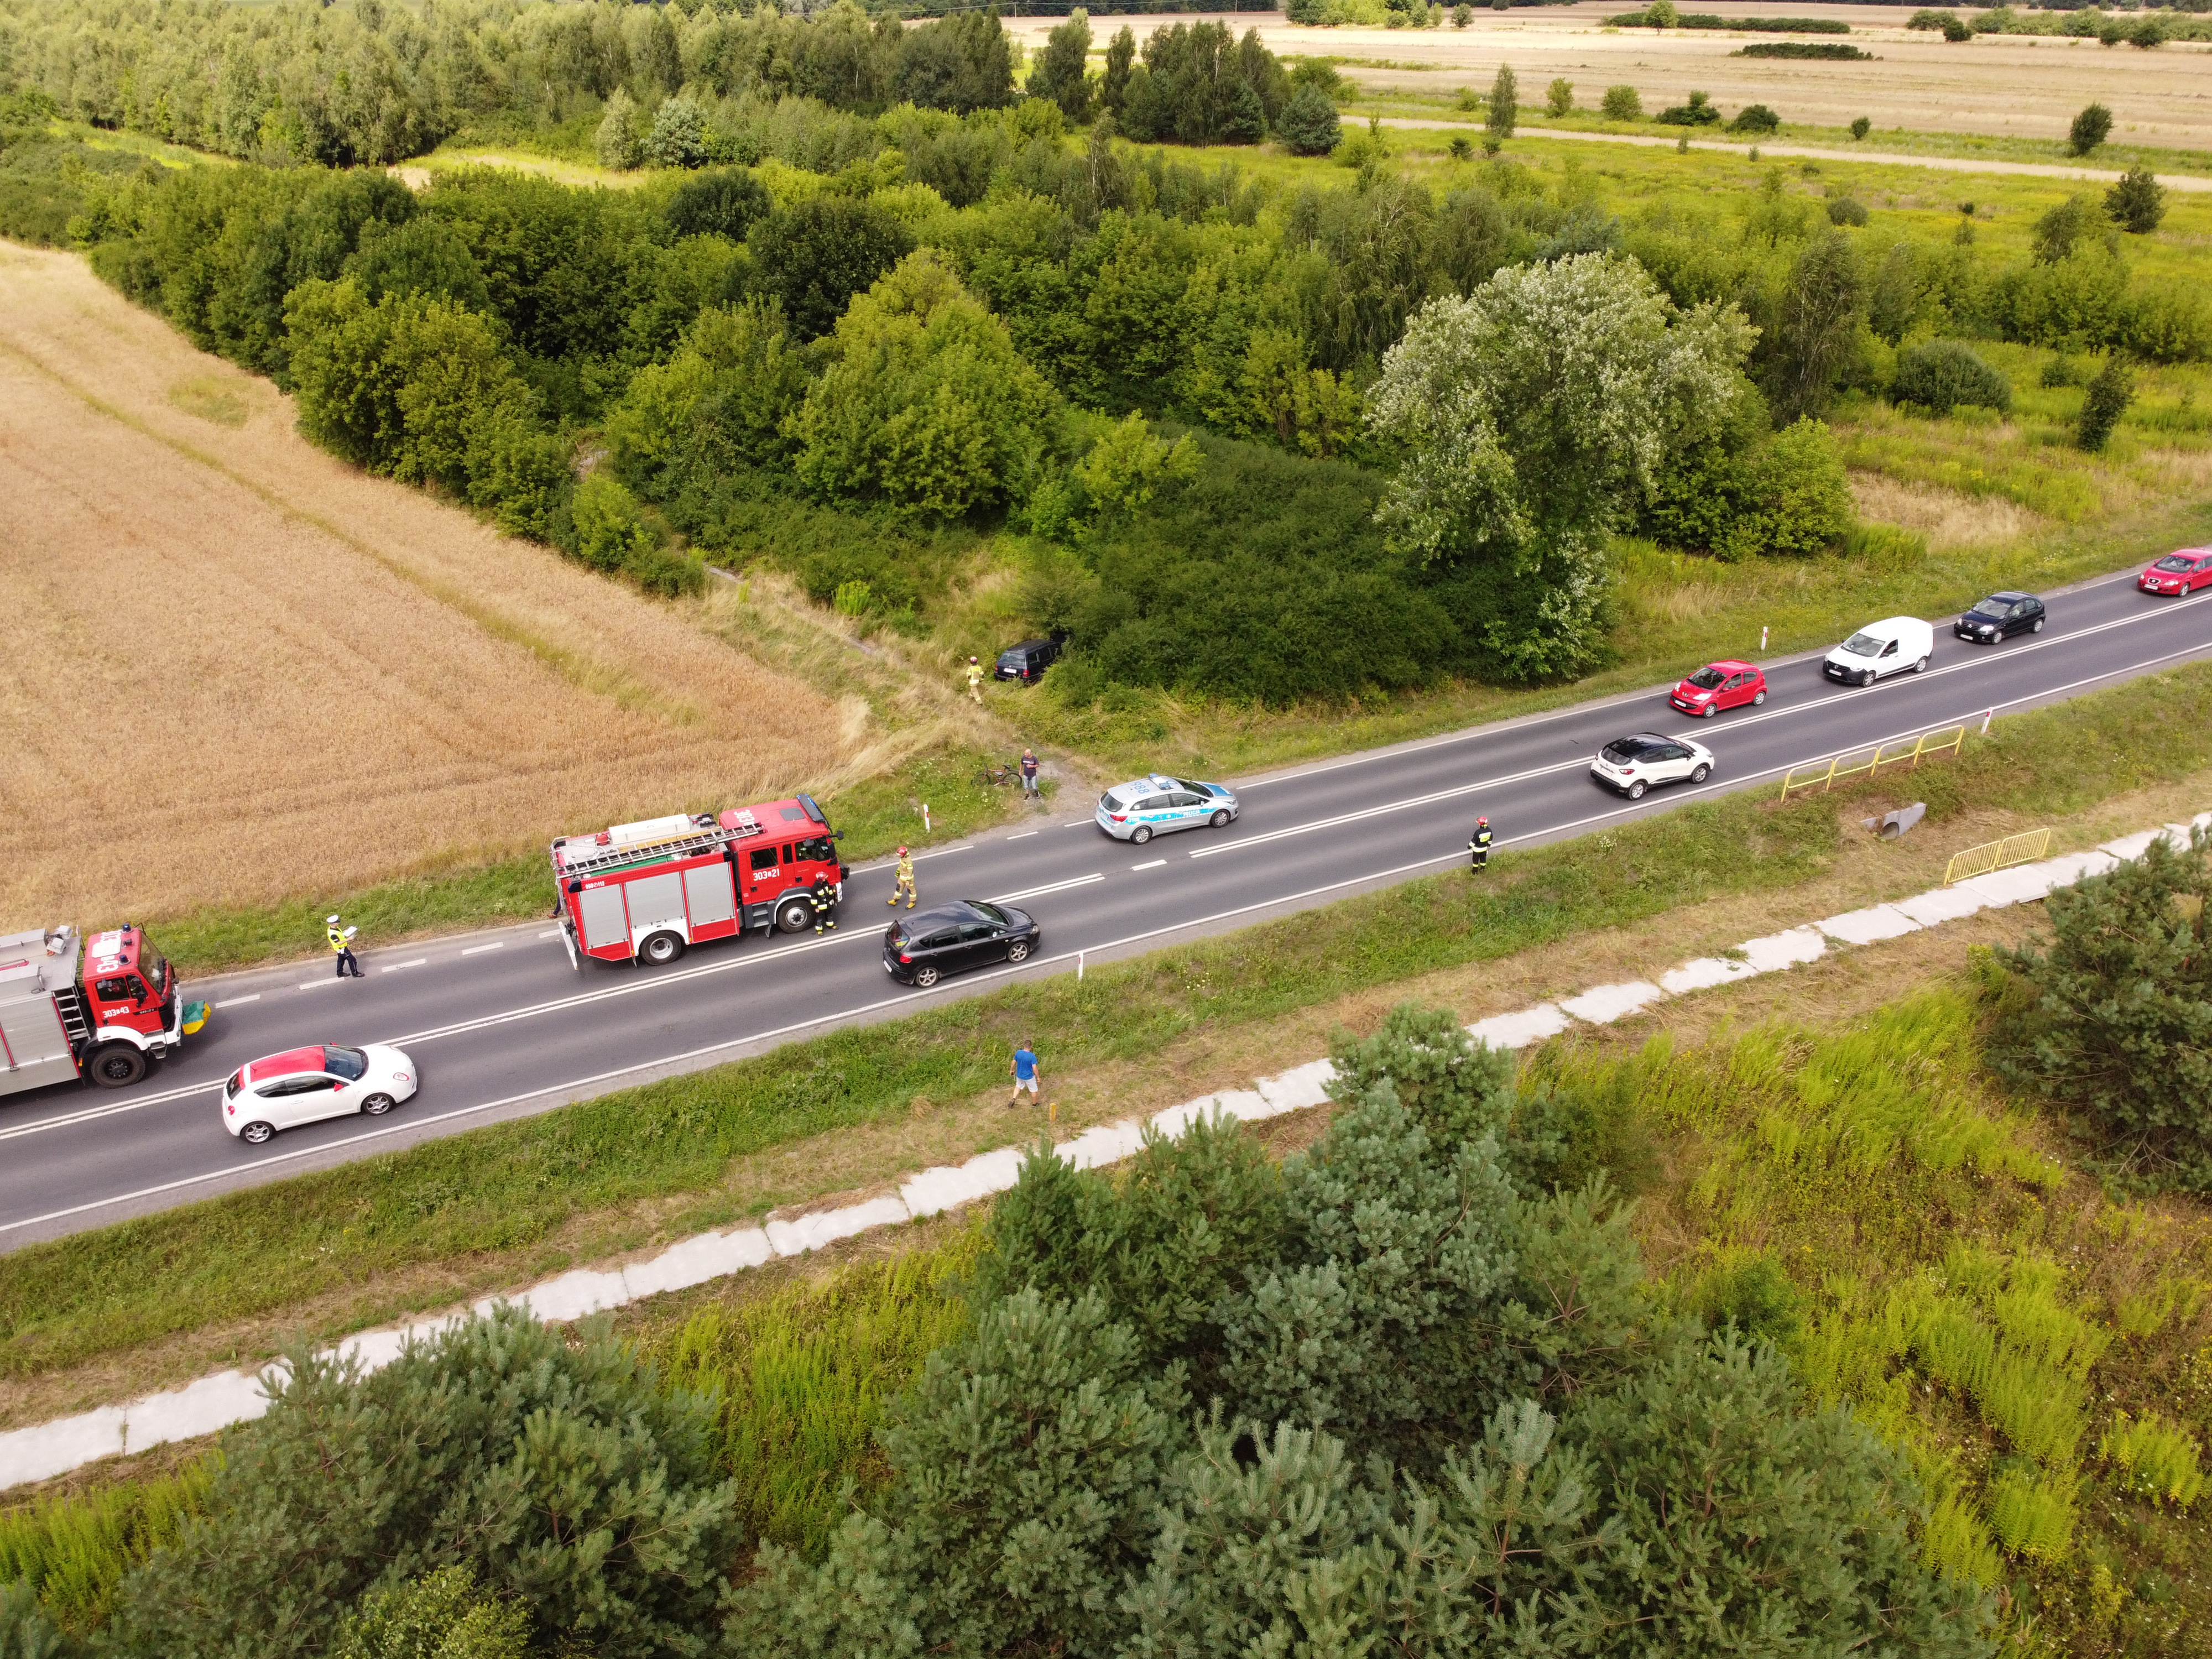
[{"x1": 1824, "y1": 616, "x2": 1936, "y2": 687}]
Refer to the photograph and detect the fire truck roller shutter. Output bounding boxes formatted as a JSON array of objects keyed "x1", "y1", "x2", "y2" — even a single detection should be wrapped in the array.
[
  {"x1": 684, "y1": 862, "x2": 738, "y2": 929},
  {"x1": 577, "y1": 885, "x2": 629, "y2": 954},
  {"x1": 0, "y1": 995, "x2": 80, "y2": 1089},
  {"x1": 623, "y1": 872, "x2": 688, "y2": 945}
]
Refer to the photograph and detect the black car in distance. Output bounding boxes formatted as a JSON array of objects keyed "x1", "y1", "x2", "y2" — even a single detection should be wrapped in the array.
[
  {"x1": 884, "y1": 900, "x2": 1040, "y2": 988},
  {"x1": 1955, "y1": 591, "x2": 2046, "y2": 644},
  {"x1": 995, "y1": 638, "x2": 1063, "y2": 683}
]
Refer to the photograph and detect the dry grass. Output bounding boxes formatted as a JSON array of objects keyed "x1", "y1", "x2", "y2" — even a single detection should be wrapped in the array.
[
  {"x1": 1014, "y1": 3, "x2": 2212, "y2": 153},
  {"x1": 1850, "y1": 471, "x2": 2048, "y2": 551},
  {"x1": 0, "y1": 243, "x2": 868, "y2": 924}
]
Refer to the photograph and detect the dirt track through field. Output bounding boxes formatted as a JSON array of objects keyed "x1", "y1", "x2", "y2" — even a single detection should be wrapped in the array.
[{"x1": 0, "y1": 243, "x2": 851, "y2": 925}]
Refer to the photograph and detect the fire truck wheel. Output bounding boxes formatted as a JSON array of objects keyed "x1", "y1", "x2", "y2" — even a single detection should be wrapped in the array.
[
  {"x1": 639, "y1": 930, "x2": 686, "y2": 966},
  {"x1": 776, "y1": 899, "x2": 814, "y2": 934},
  {"x1": 86, "y1": 1044, "x2": 148, "y2": 1088},
  {"x1": 361, "y1": 1093, "x2": 397, "y2": 1117},
  {"x1": 240, "y1": 1120, "x2": 275, "y2": 1145}
]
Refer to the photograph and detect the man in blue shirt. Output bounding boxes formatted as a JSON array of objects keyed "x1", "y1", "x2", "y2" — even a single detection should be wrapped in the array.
[{"x1": 1009, "y1": 1042, "x2": 1041, "y2": 1108}]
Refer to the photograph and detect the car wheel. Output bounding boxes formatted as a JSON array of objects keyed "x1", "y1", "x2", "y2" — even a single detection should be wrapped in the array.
[
  {"x1": 361, "y1": 1092, "x2": 397, "y2": 1117},
  {"x1": 1006, "y1": 940, "x2": 1032, "y2": 964},
  {"x1": 1702, "y1": 702, "x2": 1718, "y2": 718},
  {"x1": 912, "y1": 964, "x2": 941, "y2": 988},
  {"x1": 241, "y1": 1120, "x2": 275, "y2": 1146},
  {"x1": 1209, "y1": 808, "x2": 1230, "y2": 828},
  {"x1": 2031, "y1": 617, "x2": 2044, "y2": 634},
  {"x1": 1912, "y1": 655, "x2": 1929, "y2": 674},
  {"x1": 1860, "y1": 670, "x2": 1875, "y2": 687},
  {"x1": 639, "y1": 930, "x2": 686, "y2": 966},
  {"x1": 776, "y1": 898, "x2": 813, "y2": 933},
  {"x1": 1131, "y1": 825, "x2": 1153, "y2": 845},
  {"x1": 1752, "y1": 689, "x2": 1766, "y2": 706},
  {"x1": 87, "y1": 1044, "x2": 147, "y2": 1088},
  {"x1": 1627, "y1": 780, "x2": 1648, "y2": 800},
  {"x1": 1690, "y1": 762, "x2": 1712, "y2": 784}
]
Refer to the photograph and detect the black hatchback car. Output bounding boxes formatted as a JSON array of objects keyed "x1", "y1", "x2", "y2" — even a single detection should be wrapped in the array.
[
  {"x1": 884, "y1": 900, "x2": 1040, "y2": 988},
  {"x1": 1955, "y1": 591, "x2": 2046, "y2": 643},
  {"x1": 995, "y1": 638, "x2": 1063, "y2": 683}
]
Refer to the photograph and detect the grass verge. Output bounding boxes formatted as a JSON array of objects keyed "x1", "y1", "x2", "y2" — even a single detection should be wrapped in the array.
[{"x1": 6, "y1": 658, "x2": 2212, "y2": 1391}]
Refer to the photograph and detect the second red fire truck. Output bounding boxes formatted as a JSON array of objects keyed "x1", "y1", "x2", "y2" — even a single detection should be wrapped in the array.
[{"x1": 551, "y1": 796, "x2": 849, "y2": 968}]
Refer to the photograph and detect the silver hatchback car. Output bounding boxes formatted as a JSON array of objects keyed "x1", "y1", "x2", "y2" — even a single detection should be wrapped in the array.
[{"x1": 1096, "y1": 775, "x2": 1240, "y2": 844}]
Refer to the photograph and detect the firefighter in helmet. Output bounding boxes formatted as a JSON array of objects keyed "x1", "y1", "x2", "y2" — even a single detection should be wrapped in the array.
[
  {"x1": 1469, "y1": 817, "x2": 1493, "y2": 873},
  {"x1": 809, "y1": 873, "x2": 838, "y2": 933},
  {"x1": 967, "y1": 655, "x2": 985, "y2": 703},
  {"x1": 890, "y1": 846, "x2": 917, "y2": 909}
]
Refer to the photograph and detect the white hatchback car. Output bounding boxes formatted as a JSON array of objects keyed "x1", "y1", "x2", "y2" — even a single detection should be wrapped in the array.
[
  {"x1": 1095, "y1": 774, "x2": 1240, "y2": 844},
  {"x1": 1824, "y1": 616, "x2": 1936, "y2": 687},
  {"x1": 1592, "y1": 733, "x2": 1715, "y2": 799},
  {"x1": 222, "y1": 1042, "x2": 418, "y2": 1144}
]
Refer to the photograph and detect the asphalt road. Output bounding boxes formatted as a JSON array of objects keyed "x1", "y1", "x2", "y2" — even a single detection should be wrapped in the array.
[{"x1": 6, "y1": 566, "x2": 2210, "y2": 1248}]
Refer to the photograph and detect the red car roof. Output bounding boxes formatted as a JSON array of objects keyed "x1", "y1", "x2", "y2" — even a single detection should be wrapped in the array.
[
  {"x1": 1701, "y1": 660, "x2": 1758, "y2": 675},
  {"x1": 247, "y1": 1046, "x2": 327, "y2": 1083}
]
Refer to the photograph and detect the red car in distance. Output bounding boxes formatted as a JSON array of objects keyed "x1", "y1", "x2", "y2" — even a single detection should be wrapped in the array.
[
  {"x1": 1670, "y1": 660, "x2": 1767, "y2": 718},
  {"x1": 2139, "y1": 548, "x2": 2212, "y2": 596}
]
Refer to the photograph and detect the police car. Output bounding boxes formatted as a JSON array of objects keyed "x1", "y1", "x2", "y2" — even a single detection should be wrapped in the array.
[{"x1": 1095, "y1": 775, "x2": 1240, "y2": 844}]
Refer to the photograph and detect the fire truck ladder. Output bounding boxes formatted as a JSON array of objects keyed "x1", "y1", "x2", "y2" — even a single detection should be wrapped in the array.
[
  {"x1": 53, "y1": 985, "x2": 90, "y2": 1045},
  {"x1": 556, "y1": 813, "x2": 763, "y2": 880}
]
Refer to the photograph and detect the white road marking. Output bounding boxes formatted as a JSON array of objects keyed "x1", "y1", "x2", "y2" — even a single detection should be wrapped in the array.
[
  {"x1": 212, "y1": 995, "x2": 259, "y2": 1009},
  {"x1": 1006, "y1": 831, "x2": 1039, "y2": 839},
  {"x1": 538, "y1": 930, "x2": 561, "y2": 939},
  {"x1": 1131, "y1": 859, "x2": 1166, "y2": 871},
  {"x1": 381, "y1": 959, "x2": 429, "y2": 973},
  {"x1": 990, "y1": 873, "x2": 1106, "y2": 904},
  {"x1": 462, "y1": 943, "x2": 504, "y2": 956},
  {"x1": 296, "y1": 978, "x2": 346, "y2": 991}
]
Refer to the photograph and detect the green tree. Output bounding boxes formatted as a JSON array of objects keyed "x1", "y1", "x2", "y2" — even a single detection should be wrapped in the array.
[
  {"x1": 2068, "y1": 101, "x2": 2113, "y2": 155},
  {"x1": 894, "y1": 11, "x2": 1016, "y2": 114},
  {"x1": 0, "y1": 1580, "x2": 70, "y2": 1659},
  {"x1": 1071, "y1": 411, "x2": 1203, "y2": 520},
  {"x1": 2076, "y1": 351, "x2": 2135, "y2": 451},
  {"x1": 1892, "y1": 339, "x2": 2011, "y2": 415},
  {"x1": 1993, "y1": 831, "x2": 2212, "y2": 1183},
  {"x1": 596, "y1": 86, "x2": 644, "y2": 170},
  {"x1": 787, "y1": 251, "x2": 1061, "y2": 519},
  {"x1": 1600, "y1": 85, "x2": 1642, "y2": 119},
  {"x1": 749, "y1": 195, "x2": 915, "y2": 341},
  {"x1": 1100, "y1": 25, "x2": 1137, "y2": 116},
  {"x1": 2032, "y1": 192, "x2": 2100, "y2": 264},
  {"x1": 644, "y1": 95, "x2": 710, "y2": 169},
  {"x1": 336, "y1": 1567, "x2": 528, "y2": 1659},
  {"x1": 1545, "y1": 77, "x2": 1574, "y2": 117},
  {"x1": 666, "y1": 167, "x2": 771, "y2": 242},
  {"x1": 109, "y1": 1309, "x2": 739, "y2": 1659},
  {"x1": 1365, "y1": 253, "x2": 1748, "y2": 680},
  {"x1": 608, "y1": 299, "x2": 810, "y2": 484},
  {"x1": 1485, "y1": 63, "x2": 1518, "y2": 144},
  {"x1": 2106, "y1": 165, "x2": 2168, "y2": 234},
  {"x1": 1275, "y1": 84, "x2": 1343, "y2": 156},
  {"x1": 1027, "y1": 10, "x2": 1094, "y2": 123},
  {"x1": 1768, "y1": 228, "x2": 1864, "y2": 421}
]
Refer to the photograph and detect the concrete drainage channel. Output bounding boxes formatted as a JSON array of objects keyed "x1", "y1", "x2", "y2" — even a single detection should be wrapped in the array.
[{"x1": 3, "y1": 813, "x2": 2203, "y2": 1493}]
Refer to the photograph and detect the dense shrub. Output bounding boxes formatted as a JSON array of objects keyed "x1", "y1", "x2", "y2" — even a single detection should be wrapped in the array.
[
  {"x1": 1729, "y1": 102, "x2": 1781, "y2": 133},
  {"x1": 2077, "y1": 352, "x2": 2135, "y2": 452},
  {"x1": 1892, "y1": 339, "x2": 2012, "y2": 415},
  {"x1": 108, "y1": 1310, "x2": 740, "y2": 1659},
  {"x1": 1118, "y1": 21, "x2": 1287, "y2": 147},
  {"x1": 1657, "y1": 90, "x2": 1722, "y2": 126},
  {"x1": 1274, "y1": 85, "x2": 1343, "y2": 155},
  {"x1": 2068, "y1": 102, "x2": 2114, "y2": 155},
  {"x1": 748, "y1": 196, "x2": 916, "y2": 342},
  {"x1": 2106, "y1": 165, "x2": 2168, "y2": 235},
  {"x1": 665, "y1": 167, "x2": 771, "y2": 242},
  {"x1": 1992, "y1": 833, "x2": 2212, "y2": 1188}
]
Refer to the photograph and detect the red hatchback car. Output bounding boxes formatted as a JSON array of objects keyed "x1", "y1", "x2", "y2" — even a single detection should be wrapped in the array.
[
  {"x1": 2139, "y1": 548, "x2": 2212, "y2": 596},
  {"x1": 1671, "y1": 660, "x2": 1767, "y2": 718}
]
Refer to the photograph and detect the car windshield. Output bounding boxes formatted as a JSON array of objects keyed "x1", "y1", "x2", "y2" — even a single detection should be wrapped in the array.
[
  {"x1": 1600, "y1": 738, "x2": 1653, "y2": 763},
  {"x1": 324, "y1": 1046, "x2": 369, "y2": 1081},
  {"x1": 1173, "y1": 779, "x2": 1212, "y2": 795},
  {"x1": 1686, "y1": 667, "x2": 1726, "y2": 690},
  {"x1": 1100, "y1": 790, "x2": 1126, "y2": 811},
  {"x1": 2155, "y1": 555, "x2": 2197, "y2": 572},
  {"x1": 1967, "y1": 600, "x2": 2010, "y2": 620},
  {"x1": 137, "y1": 941, "x2": 168, "y2": 996},
  {"x1": 967, "y1": 901, "x2": 1009, "y2": 927},
  {"x1": 1840, "y1": 631, "x2": 1884, "y2": 655}
]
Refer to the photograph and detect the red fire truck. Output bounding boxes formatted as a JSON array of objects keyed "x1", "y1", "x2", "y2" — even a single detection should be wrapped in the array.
[
  {"x1": 552, "y1": 796, "x2": 849, "y2": 968},
  {"x1": 0, "y1": 924, "x2": 208, "y2": 1098}
]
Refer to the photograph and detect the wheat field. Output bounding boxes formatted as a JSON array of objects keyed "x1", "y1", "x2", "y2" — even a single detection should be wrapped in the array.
[{"x1": 0, "y1": 242, "x2": 855, "y2": 925}]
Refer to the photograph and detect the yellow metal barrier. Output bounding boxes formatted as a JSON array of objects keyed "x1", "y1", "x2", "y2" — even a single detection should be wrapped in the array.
[
  {"x1": 1777, "y1": 725, "x2": 1968, "y2": 804},
  {"x1": 1945, "y1": 828, "x2": 2052, "y2": 886}
]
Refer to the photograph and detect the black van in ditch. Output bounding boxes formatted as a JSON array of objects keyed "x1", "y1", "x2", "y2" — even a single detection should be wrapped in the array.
[{"x1": 994, "y1": 637, "x2": 1063, "y2": 684}]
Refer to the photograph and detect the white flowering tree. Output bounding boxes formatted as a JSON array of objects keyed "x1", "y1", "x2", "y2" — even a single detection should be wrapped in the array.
[{"x1": 1366, "y1": 252, "x2": 1750, "y2": 681}]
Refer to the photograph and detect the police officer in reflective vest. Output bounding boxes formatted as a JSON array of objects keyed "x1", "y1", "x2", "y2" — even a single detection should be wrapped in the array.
[
  {"x1": 810, "y1": 874, "x2": 838, "y2": 933},
  {"x1": 326, "y1": 914, "x2": 363, "y2": 978},
  {"x1": 890, "y1": 846, "x2": 917, "y2": 909},
  {"x1": 1469, "y1": 817, "x2": 1493, "y2": 873}
]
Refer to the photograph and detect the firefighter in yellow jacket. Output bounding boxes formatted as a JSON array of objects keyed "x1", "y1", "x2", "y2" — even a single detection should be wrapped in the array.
[
  {"x1": 967, "y1": 656, "x2": 985, "y2": 703},
  {"x1": 889, "y1": 846, "x2": 917, "y2": 909}
]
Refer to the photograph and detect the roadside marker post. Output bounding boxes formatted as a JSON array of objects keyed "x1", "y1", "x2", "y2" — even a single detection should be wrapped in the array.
[
  {"x1": 922, "y1": 804, "x2": 931, "y2": 833},
  {"x1": 1077, "y1": 950, "x2": 1085, "y2": 983},
  {"x1": 1761, "y1": 626, "x2": 1768, "y2": 653},
  {"x1": 1980, "y1": 709, "x2": 1993, "y2": 735}
]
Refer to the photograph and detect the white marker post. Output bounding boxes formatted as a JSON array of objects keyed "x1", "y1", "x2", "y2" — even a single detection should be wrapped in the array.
[
  {"x1": 1077, "y1": 950, "x2": 1085, "y2": 983},
  {"x1": 1761, "y1": 625, "x2": 1768, "y2": 653},
  {"x1": 922, "y1": 803, "x2": 931, "y2": 833},
  {"x1": 1980, "y1": 709, "x2": 1994, "y2": 735}
]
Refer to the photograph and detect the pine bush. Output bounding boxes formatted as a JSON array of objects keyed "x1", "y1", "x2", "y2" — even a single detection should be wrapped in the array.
[{"x1": 1892, "y1": 340, "x2": 2012, "y2": 415}]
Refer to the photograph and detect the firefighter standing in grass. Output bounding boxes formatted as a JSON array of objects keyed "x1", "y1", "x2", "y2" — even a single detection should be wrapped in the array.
[
  {"x1": 889, "y1": 846, "x2": 917, "y2": 909},
  {"x1": 809, "y1": 873, "x2": 838, "y2": 933},
  {"x1": 1468, "y1": 817, "x2": 1493, "y2": 873},
  {"x1": 967, "y1": 656, "x2": 985, "y2": 703},
  {"x1": 326, "y1": 915, "x2": 363, "y2": 978}
]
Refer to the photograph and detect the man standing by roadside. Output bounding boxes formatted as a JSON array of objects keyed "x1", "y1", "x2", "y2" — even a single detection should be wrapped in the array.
[
  {"x1": 890, "y1": 846, "x2": 917, "y2": 909},
  {"x1": 967, "y1": 656, "x2": 985, "y2": 703},
  {"x1": 326, "y1": 914, "x2": 363, "y2": 978},
  {"x1": 1468, "y1": 816, "x2": 1493, "y2": 873},
  {"x1": 1020, "y1": 749, "x2": 1040, "y2": 800},
  {"x1": 1009, "y1": 1040, "x2": 1042, "y2": 1109}
]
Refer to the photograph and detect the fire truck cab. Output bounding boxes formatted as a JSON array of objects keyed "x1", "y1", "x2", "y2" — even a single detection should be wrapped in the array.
[
  {"x1": 0, "y1": 924, "x2": 205, "y2": 1098},
  {"x1": 552, "y1": 796, "x2": 848, "y2": 969}
]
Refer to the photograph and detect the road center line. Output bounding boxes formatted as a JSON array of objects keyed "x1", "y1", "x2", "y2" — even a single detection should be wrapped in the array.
[
  {"x1": 381, "y1": 959, "x2": 429, "y2": 973},
  {"x1": 990, "y1": 873, "x2": 1105, "y2": 904},
  {"x1": 461, "y1": 943, "x2": 504, "y2": 956},
  {"x1": 1131, "y1": 859, "x2": 1166, "y2": 871},
  {"x1": 213, "y1": 994, "x2": 259, "y2": 1008}
]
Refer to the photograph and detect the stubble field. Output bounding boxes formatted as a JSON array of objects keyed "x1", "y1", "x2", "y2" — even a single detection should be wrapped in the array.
[
  {"x1": 0, "y1": 242, "x2": 868, "y2": 926},
  {"x1": 1006, "y1": 3, "x2": 2212, "y2": 154}
]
